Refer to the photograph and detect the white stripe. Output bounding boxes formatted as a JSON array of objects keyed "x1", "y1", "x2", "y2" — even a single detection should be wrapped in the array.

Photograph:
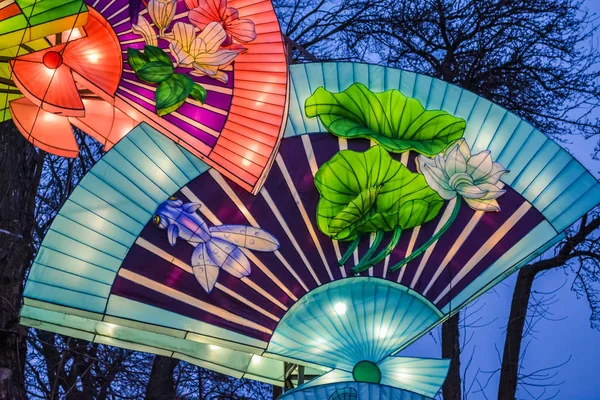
[
  {"x1": 111, "y1": 17, "x2": 130, "y2": 28},
  {"x1": 301, "y1": 135, "x2": 346, "y2": 278},
  {"x1": 100, "y1": 0, "x2": 118, "y2": 14},
  {"x1": 117, "y1": 29, "x2": 133, "y2": 36},
  {"x1": 276, "y1": 155, "x2": 334, "y2": 281},
  {"x1": 107, "y1": 4, "x2": 128, "y2": 21},
  {"x1": 397, "y1": 226, "x2": 420, "y2": 282},
  {"x1": 433, "y1": 202, "x2": 532, "y2": 304},
  {"x1": 135, "y1": 238, "x2": 281, "y2": 321},
  {"x1": 118, "y1": 269, "x2": 272, "y2": 334},
  {"x1": 410, "y1": 198, "x2": 457, "y2": 288},
  {"x1": 261, "y1": 188, "x2": 322, "y2": 286},
  {"x1": 422, "y1": 211, "x2": 484, "y2": 296},
  {"x1": 180, "y1": 186, "x2": 297, "y2": 302},
  {"x1": 368, "y1": 233, "x2": 375, "y2": 276},
  {"x1": 400, "y1": 151, "x2": 410, "y2": 166},
  {"x1": 207, "y1": 172, "x2": 310, "y2": 292},
  {"x1": 338, "y1": 138, "x2": 348, "y2": 150}
]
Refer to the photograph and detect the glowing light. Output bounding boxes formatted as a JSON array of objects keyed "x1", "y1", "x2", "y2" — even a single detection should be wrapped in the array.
[
  {"x1": 209, "y1": 345, "x2": 220, "y2": 351},
  {"x1": 250, "y1": 355, "x2": 261, "y2": 365},
  {"x1": 88, "y1": 53, "x2": 99, "y2": 63},
  {"x1": 334, "y1": 302, "x2": 347, "y2": 315}
]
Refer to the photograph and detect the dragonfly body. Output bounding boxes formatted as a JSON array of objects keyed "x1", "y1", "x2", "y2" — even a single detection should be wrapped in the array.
[{"x1": 153, "y1": 197, "x2": 280, "y2": 293}]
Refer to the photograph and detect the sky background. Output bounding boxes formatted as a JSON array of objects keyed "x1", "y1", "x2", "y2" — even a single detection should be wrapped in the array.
[{"x1": 399, "y1": 2, "x2": 600, "y2": 399}]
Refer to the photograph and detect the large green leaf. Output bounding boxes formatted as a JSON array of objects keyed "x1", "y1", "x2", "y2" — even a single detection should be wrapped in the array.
[
  {"x1": 155, "y1": 74, "x2": 194, "y2": 116},
  {"x1": 144, "y1": 45, "x2": 173, "y2": 65},
  {"x1": 137, "y1": 61, "x2": 174, "y2": 84},
  {"x1": 127, "y1": 48, "x2": 149, "y2": 72},
  {"x1": 314, "y1": 145, "x2": 444, "y2": 241},
  {"x1": 305, "y1": 83, "x2": 466, "y2": 156}
]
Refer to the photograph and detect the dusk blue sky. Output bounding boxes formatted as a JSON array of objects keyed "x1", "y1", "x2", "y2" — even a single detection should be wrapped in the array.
[{"x1": 399, "y1": 2, "x2": 600, "y2": 399}]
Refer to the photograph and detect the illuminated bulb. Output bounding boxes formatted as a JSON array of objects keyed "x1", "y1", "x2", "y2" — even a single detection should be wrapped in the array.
[
  {"x1": 242, "y1": 158, "x2": 251, "y2": 167},
  {"x1": 88, "y1": 53, "x2": 99, "y2": 63},
  {"x1": 250, "y1": 355, "x2": 261, "y2": 365},
  {"x1": 209, "y1": 345, "x2": 220, "y2": 351},
  {"x1": 334, "y1": 302, "x2": 347, "y2": 315}
]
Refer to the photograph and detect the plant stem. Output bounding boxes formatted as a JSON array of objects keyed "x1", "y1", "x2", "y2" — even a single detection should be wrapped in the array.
[
  {"x1": 352, "y1": 226, "x2": 402, "y2": 274},
  {"x1": 337, "y1": 236, "x2": 361, "y2": 266},
  {"x1": 354, "y1": 229, "x2": 384, "y2": 266},
  {"x1": 389, "y1": 197, "x2": 462, "y2": 273}
]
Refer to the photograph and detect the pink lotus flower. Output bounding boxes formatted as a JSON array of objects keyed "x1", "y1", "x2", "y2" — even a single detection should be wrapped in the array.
[{"x1": 185, "y1": 0, "x2": 257, "y2": 46}]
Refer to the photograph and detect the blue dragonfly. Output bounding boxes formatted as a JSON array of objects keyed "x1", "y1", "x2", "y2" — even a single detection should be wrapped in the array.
[{"x1": 153, "y1": 197, "x2": 280, "y2": 293}]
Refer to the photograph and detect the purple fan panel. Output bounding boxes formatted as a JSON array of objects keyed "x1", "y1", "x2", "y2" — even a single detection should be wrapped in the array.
[{"x1": 113, "y1": 134, "x2": 546, "y2": 341}]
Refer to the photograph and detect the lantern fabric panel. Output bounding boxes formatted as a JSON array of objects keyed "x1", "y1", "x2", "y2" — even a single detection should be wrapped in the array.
[{"x1": 280, "y1": 382, "x2": 430, "y2": 400}]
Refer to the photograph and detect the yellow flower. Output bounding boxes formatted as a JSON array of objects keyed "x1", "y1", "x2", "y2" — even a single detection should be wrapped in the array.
[
  {"x1": 165, "y1": 22, "x2": 240, "y2": 83},
  {"x1": 132, "y1": 16, "x2": 158, "y2": 47},
  {"x1": 148, "y1": 0, "x2": 176, "y2": 36}
]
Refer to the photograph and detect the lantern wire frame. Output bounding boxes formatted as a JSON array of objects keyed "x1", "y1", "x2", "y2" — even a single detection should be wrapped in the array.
[{"x1": 19, "y1": 63, "x2": 600, "y2": 395}]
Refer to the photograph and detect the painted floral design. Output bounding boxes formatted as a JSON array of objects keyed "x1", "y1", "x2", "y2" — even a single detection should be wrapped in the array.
[
  {"x1": 417, "y1": 139, "x2": 507, "y2": 212},
  {"x1": 147, "y1": 0, "x2": 176, "y2": 36},
  {"x1": 129, "y1": 0, "x2": 258, "y2": 114},
  {"x1": 185, "y1": 0, "x2": 257, "y2": 46},
  {"x1": 165, "y1": 22, "x2": 239, "y2": 83}
]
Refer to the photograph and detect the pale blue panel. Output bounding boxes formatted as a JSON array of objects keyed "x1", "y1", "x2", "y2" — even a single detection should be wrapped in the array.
[
  {"x1": 281, "y1": 382, "x2": 429, "y2": 400},
  {"x1": 290, "y1": 65, "x2": 315, "y2": 134},
  {"x1": 521, "y1": 148, "x2": 571, "y2": 201},
  {"x1": 105, "y1": 295, "x2": 267, "y2": 349},
  {"x1": 367, "y1": 64, "x2": 386, "y2": 92},
  {"x1": 399, "y1": 70, "x2": 417, "y2": 97},
  {"x1": 552, "y1": 183, "x2": 600, "y2": 232},
  {"x1": 351, "y1": 63, "x2": 370, "y2": 87},
  {"x1": 78, "y1": 176, "x2": 151, "y2": 224},
  {"x1": 62, "y1": 198, "x2": 141, "y2": 237},
  {"x1": 34, "y1": 247, "x2": 115, "y2": 284},
  {"x1": 451, "y1": 90, "x2": 477, "y2": 127},
  {"x1": 462, "y1": 97, "x2": 492, "y2": 147},
  {"x1": 24, "y1": 123, "x2": 209, "y2": 312},
  {"x1": 322, "y1": 63, "x2": 342, "y2": 92},
  {"x1": 486, "y1": 113, "x2": 522, "y2": 158},
  {"x1": 337, "y1": 63, "x2": 357, "y2": 91},
  {"x1": 439, "y1": 84, "x2": 462, "y2": 115},
  {"x1": 531, "y1": 159, "x2": 584, "y2": 211},
  {"x1": 541, "y1": 172, "x2": 596, "y2": 225},
  {"x1": 443, "y1": 221, "x2": 557, "y2": 313},
  {"x1": 138, "y1": 124, "x2": 208, "y2": 181},
  {"x1": 268, "y1": 278, "x2": 442, "y2": 372},
  {"x1": 41, "y1": 230, "x2": 123, "y2": 271},
  {"x1": 425, "y1": 79, "x2": 448, "y2": 110},
  {"x1": 24, "y1": 281, "x2": 107, "y2": 313},
  {"x1": 49, "y1": 216, "x2": 130, "y2": 259},
  {"x1": 471, "y1": 104, "x2": 508, "y2": 153},
  {"x1": 511, "y1": 140, "x2": 560, "y2": 194},
  {"x1": 412, "y1": 74, "x2": 433, "y2": 107},
  {"x1": 304, "y1": 63, "x2": 326, "y2": 132},
  {"x1": 493, "y1": 122, "x2": 535, "y2": 173},
  {"x1": 27, "y1": 264, "x2": 111, "y2": 298},
  {"x1": 123, "y1": 134, "x2": 190, "y2": 188},
  {"x1": 501, "y1": 130, "x2": 545, "y2": 186},
  {"x1": 378, "y1": 357, "x2": 449, "y2": 398},
  {"x1": 383, "y1": 67, "x2": 401, "y2": 91}
]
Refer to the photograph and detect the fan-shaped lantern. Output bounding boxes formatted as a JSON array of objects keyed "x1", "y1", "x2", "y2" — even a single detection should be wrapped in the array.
[
  {"x1": 16, "y1": 23, "x2": 600, "y2": 400},
  {"x1": 3, "y1": 0, "x2": 289, "y2": 193}
]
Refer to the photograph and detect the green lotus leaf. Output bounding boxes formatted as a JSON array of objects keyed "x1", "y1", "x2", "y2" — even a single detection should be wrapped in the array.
[
  {"x1": 305, "y1": 83, "x2": 466, "y2": 156},
  {"x1": 144, "y1": 45, "x2": 173, "y2": 65},
  {"x1": 137, "y1": 61, "x2": 174, "y2": 84},
  {"x1": 155, "y1": 74, "x2": 194, "y2": 116},
  {"x1": 190, "y1": 83, "x2": 207, "y2": 103},
  {"x1": 314, "y1": 145, "x2": 445, "y2": 241},
  {"x1": 127, "y1": 48, "x2": 149, "y2": 72}
]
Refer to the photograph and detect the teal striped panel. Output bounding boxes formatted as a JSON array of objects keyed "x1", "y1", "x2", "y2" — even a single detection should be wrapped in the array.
[
  {"x1": 284, "y1": 62, "x2": 600, "y2": 233},
  {"x1": 23, "y1": 123, "x2": 209, "y2": 313}
]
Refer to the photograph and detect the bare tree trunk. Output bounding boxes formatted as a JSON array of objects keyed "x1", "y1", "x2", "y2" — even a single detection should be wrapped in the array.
[
  {"x1": 498, "y1": 267, "x2": 536, "y2": 400},
  {"x1": 146, "y1": 355, "x2": 179, "y2": 400},
  {"x1": 0, "y1": 121, "x2": 43, "y2": 400},
  {"x1": 442, "y1": 313, "x2": 461, "y2": 400}
]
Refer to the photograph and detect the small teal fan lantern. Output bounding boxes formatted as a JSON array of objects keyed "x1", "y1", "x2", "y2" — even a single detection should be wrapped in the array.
[{"x1": 20, "y1": 63, "x2": 600, "y2": 399}]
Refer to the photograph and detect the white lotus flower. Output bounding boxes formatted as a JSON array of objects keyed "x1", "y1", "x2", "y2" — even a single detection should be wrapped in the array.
[
  {"x1": 165, "y1": 21, "x2": 239, "y2": 83},
  {"x1": 416, "y1": 139, "x2": 508, "y2": 212},
  {"x1": 132, "y1": 16, "x2": 158, "y2": 47},
  {"x1": 148, "y1": 0, "x2": 176, "y2": 36}
]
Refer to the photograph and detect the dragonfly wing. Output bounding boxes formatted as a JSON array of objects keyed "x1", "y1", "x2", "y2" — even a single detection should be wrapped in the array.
[
  {"x1": 209, "y1": 225, "x2": 279, "y2": 252},
  {"x1": 191, "y1": 243, "x2": 220, "y2": 293},
  {"x1": 182, "y1": 202, "x2": 202, "y2": 214},
  {"x1": 206, "y1": 238, "x2": 251, "y2": 278}
]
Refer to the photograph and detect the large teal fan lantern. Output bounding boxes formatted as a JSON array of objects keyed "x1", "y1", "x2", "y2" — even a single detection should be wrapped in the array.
[{"x1": 21, "y1": 63, "x2": 600, "y2": 399}]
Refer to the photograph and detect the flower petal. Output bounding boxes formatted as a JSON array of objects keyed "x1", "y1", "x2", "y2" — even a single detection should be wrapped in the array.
[
  {"x1": 188, "y1": 0, "x2": 226, "y2": 30},
  {"x1": 467, "y1": 150, "x2": 493, "y2": 182},
  {"x1": 198, "y1": 21, "x2": 227, "y2": 53},
  {"x1": 455, "y1": 182, "x2": 487, "y2": 199},
  {"x1": 227, "y1": 18, "x2": 257, "y2": 42},
  {"x1": 148, "y1": 0, "x2": 176, "y2": 33},
  {"x1": 165, "y1": 22, "x2": 197, "y2": 65},
  {"x1": 184, "y1": 0, "x2": 199, "y2": 9},
  {"x1": 477, "y1": 183, "x2": 506, "y2": 200},
  {"x1": 224, "y1": 7, "x2": 239, "y2": 22},
  {"x1": 194, "y1": 49, "x2": 238, "y2": 66},
  {"x1": 421, "y1": 163, "x2": 456, "y2": 200},
  {"x1": 132, "y1": 16, "x2": 158, "y2": 47},
  {"x1": 479, "y1": 162, "x2": 508, "y2": 185},
  {"x1": 444, "y1": 142, "x2": 467, "y2": 176},
  {"x1": 464, "y1": 197, "x2": 501, "y2": 212}
]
